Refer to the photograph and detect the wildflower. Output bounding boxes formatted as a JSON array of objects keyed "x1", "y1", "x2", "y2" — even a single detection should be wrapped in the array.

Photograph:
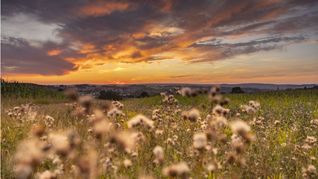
[
  {"x1": 240, "y1": 100, "x2": 260, "y2": 114},
  {"x1": 153, "y1": 146, "x2": 164, "y2": 164},
  {"x1": 230, "y1": 120, "x2": 255, "y2": 143},
  {"x1": 209, "y1": 115, "x2": 228, "y2": 128},
  {"x1": 305, "y1": 136, "x2": 317, "y2": 145},
  {"x1": 44, "y1": 115, "x2": 55, "y2": 128},
  {"x1": 14, "y1": 139, "x2": 47, "y2": 167},
  {"x1": 162, "y1": 162, "x2": 190, "y2": 178},
  {"x1": 274, "y1": 120, "x2": 281, "y2": 125},
  {"x1": 193, "y1": 133, "x2": 207, "y2": 150},
  {"x1": 127, "y1": 114, "x2": 154, "y2": 129},
  {"x1": 165, "y1": 137, "x2": 176, "y2": 146},
  {"x1": 161, "y1": 93, "x2": 178, "y2": 105},
  {"x1": 231, "y1": 139, "x2": 245, "y2": 154},
  {"x1": 110, "y1": 131, "x2": 137, "y2": 153},
  {"x1": 14, "y1": 164, "x2": 33, "y2": 179},
  {"x1": 78, "y1": 95, "x2": 93, "y2": 113},
  {"x1": 302, "y1": 164, "x2": 317, "y2": 178},
  {"x1": 249, "y1": 100, "x2": 260, "y2": 109},
  {"x1": 131, "y1": 132, "x2": 146, "y2": 143},
  {"x1": 92, "y1": 120, "x2": 113, "y2": 139},
  {"x1": 179, "y1": 87, "x2": 195, "y2": 97},
  {"x1": 48, "y1": 131, "x2": 80, "y2": 157},
  {"x1": 206, "y1": 163, "x2": 216, "y2": 172},
  {"x1": 220, "y1": 97, "x2": 230, "y2": 106},
  {"x1": 182, "y1": 108, "x2": 200, "y2": 122},
  {"x1": 310, "y1": 119, "x2": 318, "y2": 126},
  {"x1": 112, "y1": 100, "x2": 124, "y2": 109},
  {"x1": 230, "y1": 120, "x2": 251, "y2": 135},
  {"x1": 212, "y1": 105, "x2": 230, "y2": 116},
  {"x1": 14, "y1": 138, "x2": 48, "y2": 179},
  {"x1": 155, "y1": 129, "x2": 164, "y2": 136},
  {"x1": 123, "y1": 159, "x2": 132, "y2": 168},
  {"x1": 76, "y1": 149, "x2": 98, "y2": 179},
  {"x1": 89, "y1": 110, "x2": 113, "y2": 138},
  {"x1": 209, "y1": 86, "x2": 220, "y2": 96},
  {"x1": 36, "y1": 170, "x2": 57, "y2": 179},
  {"x1": 152, "y1": 109, "x2": 162, "y2": 121},
  {"x1": 107, "y1": 107, "x2": 124, "y2": 118},
  {"x1": 226, "y1": 151, "x2": 238, "y2": 164}
]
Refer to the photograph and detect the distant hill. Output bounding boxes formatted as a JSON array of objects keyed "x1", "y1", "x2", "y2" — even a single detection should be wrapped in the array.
[{"x1": 51, "y1": 83, "x2": 317, "y2": 98}]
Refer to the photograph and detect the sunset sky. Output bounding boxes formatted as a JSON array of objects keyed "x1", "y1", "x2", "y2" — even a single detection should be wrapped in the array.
[{"x1": 2, "y1": 0, "x2": 318, "y2": 84}]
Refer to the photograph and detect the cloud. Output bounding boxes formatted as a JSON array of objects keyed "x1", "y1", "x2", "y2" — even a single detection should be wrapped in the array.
[
  {"x1": 2, "y1": 0, "x2": 318, "y2": 75},
  {"x1": 80, "y1": 2, "x2": 130, "y2": 17},
  {"x1": 189, "y1": 36, "x2": 306, "y2": 62},
  {"x1": 2, "y1": 37, "x2": 77, "y2": 75},
  {"x1": 2, "y1": 13, "x2": 62, "y2": 44}
]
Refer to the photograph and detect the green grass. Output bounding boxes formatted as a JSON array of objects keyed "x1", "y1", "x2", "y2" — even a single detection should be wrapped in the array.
[{"x1": 1, "y1": 89, "x2": 318, "y2": 178}]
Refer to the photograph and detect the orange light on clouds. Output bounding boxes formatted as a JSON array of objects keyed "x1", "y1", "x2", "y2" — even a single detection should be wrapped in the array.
[
  {"x1": 80, "y1": 2, "x2": 129, "y2": 17},
  {"x1": 47, "y1": 49, "x2": 62, "y2": 56}
]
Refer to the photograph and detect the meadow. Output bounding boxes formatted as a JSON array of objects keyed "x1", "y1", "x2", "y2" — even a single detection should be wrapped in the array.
[{"x1": 1, "y1": 84, "x2": 318, "y2": 179}]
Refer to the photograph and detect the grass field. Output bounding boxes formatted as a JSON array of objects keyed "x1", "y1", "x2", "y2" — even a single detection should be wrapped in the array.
[{"x1": 1, "y1": 87, "x2": 318, "y2": 178}]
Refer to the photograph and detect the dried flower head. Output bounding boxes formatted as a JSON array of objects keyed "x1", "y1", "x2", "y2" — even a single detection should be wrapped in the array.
[
  {"x1": 212, "y1": 105, "x2": 230, "y2": 116},
  {"x1": 302, "y1": 164, "x2": 317, "y2": 178},
  {"x1": 112, "y1": 101, "x2": 124, "y2": 110},
  {"x1": 107, "y1": 107, "x2": 125, "y2": 118},
  {"x1": 179, "y1": 87, "x2": 198, "y2": 97},
  {"x1": 230, "y1": 120, "x2": 251, "y2": 135},
  {"x1": 123, "y1": 159, "x2": 132, "y2": 168},
  {"x1": 305, "y1": 136, "x2": 317, "y2": 145},
  {"x1": 110, "y1": 131, "x2": 137, "y2": 153},
  {"x1": 36, "y1": 170, "x2": 57, "y2": 179},
  {"x1": 153, "y1": 146, "x2": 164, "y2": 164},
  {"x1": 230, "y1": 120, "x2": 255, "y2": 143},
  {"x1": 162, "y1": 162, "x2": 190, "y2": 178},
  {"x1": 193, "y1": 133, "x2": 207, "y2": 150},
  {"x1": 182, "y1": 108, "x2": 200, "y2": 122},
  {"x1": 78, "y1": 95, "x2": 93, "y2": 113},
  {"x1": 127, "y1": 115, "x2": 154, "y2": 129}
]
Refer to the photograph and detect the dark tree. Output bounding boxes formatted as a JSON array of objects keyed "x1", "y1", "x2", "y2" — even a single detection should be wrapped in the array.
[
  {"x1": 98, "y1": 90, "x2": 122, "y2": 100},
  {"x1": 231, "y1": 87, "x2": 244, "y2": 93},
  {"x1": 139, "y1": 91, "x2": 149, "y2": 98}
]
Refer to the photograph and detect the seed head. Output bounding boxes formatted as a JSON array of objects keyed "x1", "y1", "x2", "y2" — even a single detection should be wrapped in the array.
[
  {"x1": 127, "y1": 114, "x2": 154, "y2": 129},
  {"x1": 153, "y1": 146, "x2": 164, "y2": 164},
  {"x1": 162, "y1": 162, "x2": 190, "y2": 178},
  {"x1": 193, "y1": 133, "x2": 207, "y2": 150}
]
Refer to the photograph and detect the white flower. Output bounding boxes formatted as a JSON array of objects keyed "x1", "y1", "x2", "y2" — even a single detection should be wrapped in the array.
[
  {"x1": 123, "y1": 159, "x2": 132, "y2": 168},
  {"x1": 153, "y1": 146, "x2": 164, "y2": 164},
  {"x1": 230, "y1": 120, "x2": 251, "y2": 135},
  {"x1": 127, "y1": 114, "x2": 154, "y2": 129},
  {"x1": 193, "y1": 133, "x2": 207, "y2": 150},
  {"x1": 162, "y1": 162, "x2": 190, "y2": 177}
]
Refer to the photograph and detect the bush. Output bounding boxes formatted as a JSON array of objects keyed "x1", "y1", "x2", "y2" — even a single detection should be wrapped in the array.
[
  {"x1": 98, "y1": 90, "x2": 122, "y2": 100},
  {"x1": 139, "y1": 91, "x2": 149, "y2": 98},
  {"x1": 231, "y1": 87, "x2": 245, "y2": 93}
]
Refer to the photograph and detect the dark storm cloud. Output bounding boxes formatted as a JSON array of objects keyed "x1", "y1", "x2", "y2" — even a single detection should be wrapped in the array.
[
  {"x1": 2, "y1": 0, "x2": 318, "y2": 75},
  {"x1": 189, "y1": 36, "x2": 306, "y2": 62},
  {"x1": 1, "y1": 37, "x2": 77, "y2": 75}
]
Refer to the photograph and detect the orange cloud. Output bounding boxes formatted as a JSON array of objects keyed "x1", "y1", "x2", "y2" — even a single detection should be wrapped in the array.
[
  {"x1": 79, "y1": 43, "x2": 97, "y2": 54},
  {"x1": 47, "y1": 49, "x2": 62, "y2": 56},
  {"x1": 80, "y1": 2, "x2": 129, "y2": 16}
]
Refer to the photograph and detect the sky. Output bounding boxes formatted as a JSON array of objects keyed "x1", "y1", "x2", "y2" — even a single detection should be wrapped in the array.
[{"x1": 1, "y1": 0, "x2": 318, "y2": 84}]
